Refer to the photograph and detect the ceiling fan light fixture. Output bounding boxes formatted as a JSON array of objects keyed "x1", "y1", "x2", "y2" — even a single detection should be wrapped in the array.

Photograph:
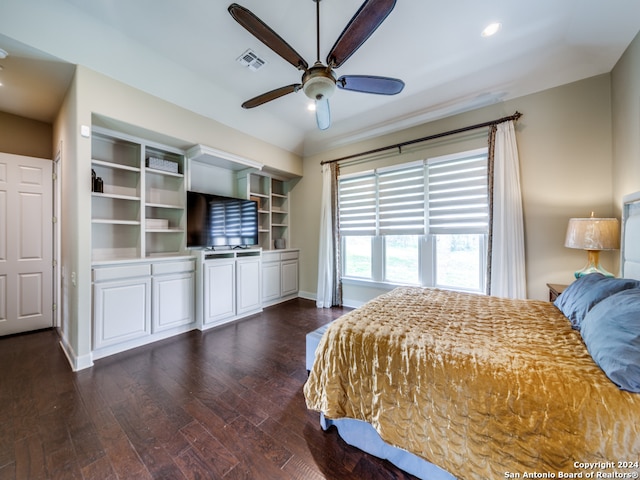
[
  {"x1": 302, "y1": 65, "x2": 336, "y2": 100},
  {"x1": 481, "y1": 22, "x2": 501, "y2": 37}
]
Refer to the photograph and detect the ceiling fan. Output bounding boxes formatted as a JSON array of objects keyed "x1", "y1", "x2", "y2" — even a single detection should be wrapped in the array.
[{"x1": 228, "y1": 0, "x2": 405, "y2": 130}]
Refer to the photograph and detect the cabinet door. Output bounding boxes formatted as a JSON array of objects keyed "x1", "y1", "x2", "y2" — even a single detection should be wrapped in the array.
[
  {"x1": 237, "y1": 257, "x2": 261, "y2": 315},
  {"x1": 204, "y1": 259, "x2": 236, "y2": 324},
  {"x1": 152, "y1": 272, "x2": 194, "y2": 332},
  {"x1": 261, "y1": 261, "x2": 281, "y2": 302},
  {"x1": 93, "y1": 277, "x2": 151, "y2": 349},
  {"x1": 281, "y1": 259, "x2": 299, "y2": 297}
]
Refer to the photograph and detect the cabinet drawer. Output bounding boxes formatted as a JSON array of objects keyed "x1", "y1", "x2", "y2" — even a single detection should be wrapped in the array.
[
  {"x1": 93, "y1": 263, "x2": 151, "y2": 282},
  {"x1": 262, "y1": 251, "x2": 281, "y2": 263},
  {"x1": 280, "y1": 251, "x2": 298, "y2": 261},
  {"x1": 152, "y1": 260, "x2": 195, "y2": 275}
]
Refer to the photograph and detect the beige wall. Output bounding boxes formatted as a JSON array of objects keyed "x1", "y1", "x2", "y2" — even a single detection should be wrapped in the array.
[
  {"x1": 294, "y1": 74, "x2": 615, "y2": 303},
  {"x1": 612, "y1": 31, "x2": 640, "y2": 227},
  {"x1": 0, "y1": 111, "x2": 52, "y2": 159}
]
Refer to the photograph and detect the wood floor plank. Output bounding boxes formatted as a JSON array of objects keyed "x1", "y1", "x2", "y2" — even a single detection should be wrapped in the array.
[
  {"x1": 80, "y1": 455, "x2": 117, "y2": 480},
  {"x1": 0, "y1": 298, "x2": 419, "y2": 480},
  {"x1": 45, "y1": 444, "x2": 83, "y2": 480},
  {"x1": 14, "y1": 434, "x2": 47, "y2": 480},
  {"x1": 177, "y1": 421, "x2": 238, "y2": 478}
]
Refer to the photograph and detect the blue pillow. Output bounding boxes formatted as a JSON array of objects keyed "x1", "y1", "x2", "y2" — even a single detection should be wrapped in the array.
[
  {"x1": 554, "y1": 273, "x2": 640, "y2": 330},
  {"x1": 580, "y1": 288, "x2": 640, "y2": 393}
]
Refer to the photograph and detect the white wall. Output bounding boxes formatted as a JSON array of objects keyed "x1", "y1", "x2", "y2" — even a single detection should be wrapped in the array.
[{"x1": 294, "y1": 74, "x2": 614, "y2": 304}]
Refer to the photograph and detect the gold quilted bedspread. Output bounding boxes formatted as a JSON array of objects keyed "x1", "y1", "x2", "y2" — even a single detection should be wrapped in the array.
[{"x1": 303, "y1": 287, "x2": 640, "y2": 479}]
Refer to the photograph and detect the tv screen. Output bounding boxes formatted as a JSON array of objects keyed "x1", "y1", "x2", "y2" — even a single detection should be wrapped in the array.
[{"x1": 187, "y1": 191, "x2": 258, "y2": 248}]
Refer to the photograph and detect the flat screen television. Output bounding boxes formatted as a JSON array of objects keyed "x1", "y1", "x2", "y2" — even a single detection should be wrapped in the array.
[{"x1": 187, "y1": 191, "x2": 258, "y2": 248}]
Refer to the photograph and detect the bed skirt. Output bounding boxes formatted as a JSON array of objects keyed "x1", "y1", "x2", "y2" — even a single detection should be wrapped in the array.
[{"x1": 320, "y1": 414, "x2": 455, "y2": 480}]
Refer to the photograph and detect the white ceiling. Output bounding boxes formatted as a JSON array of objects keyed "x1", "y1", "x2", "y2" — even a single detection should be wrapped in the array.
[{"x1": 1, "y1": 0, "x2": 639, "y2": 157}]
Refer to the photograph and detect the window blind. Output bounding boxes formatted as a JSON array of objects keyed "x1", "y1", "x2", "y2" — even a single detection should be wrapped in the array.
[
  {"x1": 339, "y1": 150, "x2": 488, "y2": 236},
  {"x1": 427, "y1": 153, "x2": 489, "y2": 234},
  {"x1": 377, "y1": 164, "x2": 425, "y2": 235},
  {"x1": 339, "y1": 173, "x2": 377, "y2": 235}
]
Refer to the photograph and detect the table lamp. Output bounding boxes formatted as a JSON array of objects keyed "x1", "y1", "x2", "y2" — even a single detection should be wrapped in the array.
[{"x1": 564, "y1": 213, "x2": 620, "y2": 278}]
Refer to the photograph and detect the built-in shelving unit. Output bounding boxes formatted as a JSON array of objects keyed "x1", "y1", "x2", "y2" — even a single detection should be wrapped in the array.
[
  {"x1": 238, "y1": 171, "x2": 291, "y2": 250},
  {"x1": 91, "y1": 128, "x2": 187, "y2": 262}
]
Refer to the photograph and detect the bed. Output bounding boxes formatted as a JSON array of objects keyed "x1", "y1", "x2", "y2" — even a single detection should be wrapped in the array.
[{"x1": 303, "y1": 191, "x2": 640, "y2": 480}]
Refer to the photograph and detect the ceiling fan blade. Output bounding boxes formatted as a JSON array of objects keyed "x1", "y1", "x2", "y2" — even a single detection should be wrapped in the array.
[
  {"x1": 326, "y1": 0, "x2": 396, "y2": 69},
  {"x1": 241, "y1": 84, "x2": 301, "y2": 109},
  {"x1": 337, "y1": 75, "x2": 404, "y2": 95},
  {"x1": 315, "y1": 98, "x2": 331, "y2": 130},
  {"x1": 228, "y1": 3, "x2": 309, "y2": 71}
]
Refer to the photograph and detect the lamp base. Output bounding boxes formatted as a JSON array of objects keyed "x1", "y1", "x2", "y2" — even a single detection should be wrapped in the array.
[{"x1": 574, "y1": 250, "x2": 615, "y2": 279}]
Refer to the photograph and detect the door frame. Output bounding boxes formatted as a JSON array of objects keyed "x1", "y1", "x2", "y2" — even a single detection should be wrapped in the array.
[{"x1": 53, "y1": 145, "x2": 61, "y2": 328}]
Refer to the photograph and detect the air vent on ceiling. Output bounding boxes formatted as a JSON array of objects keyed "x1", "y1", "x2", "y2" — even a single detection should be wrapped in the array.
[{"x1": 236, "y1": 49, "x2": 267, "y2": 71}]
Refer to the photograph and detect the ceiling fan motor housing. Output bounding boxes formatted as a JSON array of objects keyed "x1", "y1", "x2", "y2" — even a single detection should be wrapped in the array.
[{"x1": 302, "y1": 64, "x2": 337, "y2": 100}]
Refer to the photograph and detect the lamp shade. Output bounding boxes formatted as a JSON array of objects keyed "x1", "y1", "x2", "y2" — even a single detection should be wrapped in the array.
[{"x1": 564, "y1": 217, "x2": 620, "y2": 250}]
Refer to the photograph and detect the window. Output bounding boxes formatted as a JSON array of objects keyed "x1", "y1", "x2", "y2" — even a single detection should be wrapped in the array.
[
  {"x1": 339, "y1": 149, "x2": 488, "y2": 293},
  {"x1": 384, "y1": 235, "x2": 420, "y2": 284},
  {"x1": 343, "y1": 236, "x2": 372, "y2": 278}
]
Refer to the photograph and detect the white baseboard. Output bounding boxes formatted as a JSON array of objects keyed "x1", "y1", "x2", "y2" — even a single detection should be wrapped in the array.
[
  {"x1": 59, "y1": 337, "x2": 94, "y2": 371},
  {"x1": 298, "y1": 290, "x2": 316, "y2": 301}
]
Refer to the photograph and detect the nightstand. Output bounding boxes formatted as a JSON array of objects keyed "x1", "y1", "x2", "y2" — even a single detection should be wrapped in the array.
[{"x1": 546, "y1": 283, "x2": 568, "y2": 302}]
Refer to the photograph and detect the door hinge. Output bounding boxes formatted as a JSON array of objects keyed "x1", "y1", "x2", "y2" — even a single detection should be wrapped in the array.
[
  {"x1": 52, "y1": 216, "x2": 57, "y2": 224},
  {"x1": 52, "y1": 259, "x2": 57, "y2": 267},
  {"x1": 52, "y1": 303, "x2": 57, "y2": 311},
  {"x1": 52, "y1": 173, "x2": 57, "y2": 181}
]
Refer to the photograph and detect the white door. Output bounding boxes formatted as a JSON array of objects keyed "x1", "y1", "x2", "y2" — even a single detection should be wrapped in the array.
[{"x1": 0, "y1": 153, "x2": 53, "y2": 336}]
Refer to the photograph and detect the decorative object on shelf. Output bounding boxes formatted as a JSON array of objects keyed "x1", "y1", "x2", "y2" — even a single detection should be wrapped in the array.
[
  {"x1": 92, "y1": 169, "x2": 104, "y2": 193},
  {"x1": 274, "y1": 238, "x2": 286, "y2": 249},
  {"x1": 146, "y1": 156, "x2": 178, "y2": 174},
  {"x1": 146, "y1": 219, "x2": 169, "y2": 229},
  {"x1": 250, "y1": 195, "x2": 262, "y2": 210},
  {"x1": 564, "y1": 213, "x2": 620, "y2": 278}
]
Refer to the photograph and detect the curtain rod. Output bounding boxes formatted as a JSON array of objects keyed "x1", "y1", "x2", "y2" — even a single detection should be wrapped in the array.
[{"x1": 320, "y1": 111, "x2": 522, "y2": 165}]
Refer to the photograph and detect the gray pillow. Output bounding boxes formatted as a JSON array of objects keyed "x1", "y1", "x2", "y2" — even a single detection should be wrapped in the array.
[
  {"x1": 554, "y1": 273, "x2": 640, "y2": 330},
  {"x1": 580, "y1": 288, "x2": 640, "y2": 392}
]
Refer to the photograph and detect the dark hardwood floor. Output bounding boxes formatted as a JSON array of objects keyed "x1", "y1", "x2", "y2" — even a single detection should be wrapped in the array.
[{"x1": 0, "y1": 298, "x2": 418, "y2": 480}]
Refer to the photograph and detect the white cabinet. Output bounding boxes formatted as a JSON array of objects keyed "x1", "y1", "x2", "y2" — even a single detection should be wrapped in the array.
[
  {"x1": 281, "y1": 256, "x2": 299, "y2": 297},
  {"x1": 152, "y1": 261, "x2": 195, "y2": 333},
  {"x1": 203, "y1": 256, "x2": 236, "y2": 324},
  {"x1": 262, "y1": 260, "x2": 282, "y2": 303},
  {"x1": 199, "y1": 249, "x2": 262, "y2": 329},
  {"x1": 92, "y1": 258, "x2": 195, "y2": 359},
  {"x1": 261, "y1": 249, "x2": 299, "y2": 306},
  {"x1": 93, "y1": 264, "x2": 152, "y2": 350},
  {"x1": 237, "y1": 256, "x2": 262, "y2": 314}
]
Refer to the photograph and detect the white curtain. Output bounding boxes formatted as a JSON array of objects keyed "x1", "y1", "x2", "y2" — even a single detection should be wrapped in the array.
[
  {"x1": 316, "y1": 163, "x2": 334, "y2": 307},
  {"x1": 490, "y1": 121, "x2": 527, "y2": 298}
]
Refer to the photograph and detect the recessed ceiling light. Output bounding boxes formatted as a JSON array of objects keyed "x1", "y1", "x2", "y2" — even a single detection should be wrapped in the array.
[
  {"x1": 0, "y1": 48, "x2": 8, "y2": 59},
  {"x1": 481, "y1": 22, "x2": 501, "y2": 37}
]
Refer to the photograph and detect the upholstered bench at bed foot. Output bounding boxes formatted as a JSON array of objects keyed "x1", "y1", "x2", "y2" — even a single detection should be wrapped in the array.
[{"x1": 306, "y1": 323, "x2": 332, "y2": 372}]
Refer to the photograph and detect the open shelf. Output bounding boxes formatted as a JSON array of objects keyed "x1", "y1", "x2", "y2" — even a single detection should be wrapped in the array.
[
  {"x1": 91, "y1": 127, "x2": 187, "y2": 263},
  {"x1": 238, "y1": 172, "x2": 292, "y2": 251}
]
